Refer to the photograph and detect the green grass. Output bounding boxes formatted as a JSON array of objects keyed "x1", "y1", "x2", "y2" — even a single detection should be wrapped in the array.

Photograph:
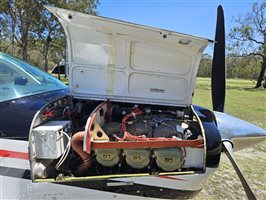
[
  {"x1": 193, "y1": 78, "x2": 266, "y2": 128},
  {"x1": 51, "y1": 73, "x2": 68, "y2": 85}
]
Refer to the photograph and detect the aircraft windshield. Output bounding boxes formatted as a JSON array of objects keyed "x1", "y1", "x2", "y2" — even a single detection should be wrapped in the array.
[{"x1": 0, "y1": 52, "x2": 67, "y2": 102}]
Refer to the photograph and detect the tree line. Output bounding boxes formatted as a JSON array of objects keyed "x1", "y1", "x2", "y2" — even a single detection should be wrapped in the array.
[{"x1": 198, "y1": 53, "x2": 262, "y2": 80}]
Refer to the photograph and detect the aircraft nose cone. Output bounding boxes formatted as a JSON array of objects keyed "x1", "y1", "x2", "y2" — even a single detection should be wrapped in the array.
[{"x1": 213, "y1": 111, "x2": 266, "y2": 151}]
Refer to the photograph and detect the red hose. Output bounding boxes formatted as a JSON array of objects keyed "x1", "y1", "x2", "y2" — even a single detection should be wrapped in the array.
[{"x1": 121, "y1": 108, "x2": 180, "y2": 142}]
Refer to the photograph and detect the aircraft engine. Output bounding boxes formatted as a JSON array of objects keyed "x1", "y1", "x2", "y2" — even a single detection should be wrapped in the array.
[
  {"x1": 153, "y1": 122, "x2": 185, "y2": 171},
  {"x1": 29, "y1": 101, "x2": 205, "y2": 184},
  {"x1": 98, "y1": 112, "x2": 186, "y2": 170},
  {"x1": 123, "y1": 122, "x2": 152, "y2": 169},
  {"x1": 94, "y1": 122, "x2": 122, "y2": 167}
]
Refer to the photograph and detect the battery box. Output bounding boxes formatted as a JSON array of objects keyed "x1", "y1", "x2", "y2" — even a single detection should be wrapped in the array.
[{"x1": 33, "y1": 121, "x2": 70, "y2": 159}]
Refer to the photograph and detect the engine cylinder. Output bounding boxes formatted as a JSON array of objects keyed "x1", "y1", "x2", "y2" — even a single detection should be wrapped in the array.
[
  {"x1": 95, "y1": 149, "x2": 120, "y2": 167},
  {"x1": 154, "y1": 148, "x2": 184, "y2": 171},
  {"x1": 124, "y1": 149, "x2": 151, "y2": 169},
  {"x1": 153, "y1": 122, "x2": 182, "y2": 138},
  {"x1": 126, "y1": 122, "x2": 153, "y2": 137},
  {"x1": 102, "y1": 122, "x2": 122, "y2": 138}
]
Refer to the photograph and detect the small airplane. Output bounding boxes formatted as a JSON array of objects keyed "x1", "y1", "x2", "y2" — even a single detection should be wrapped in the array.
[{"x1": 0, "y1": 5, "x2": 265, "y2": 200}]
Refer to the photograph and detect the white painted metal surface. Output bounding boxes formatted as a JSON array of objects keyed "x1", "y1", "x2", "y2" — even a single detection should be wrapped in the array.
[{"x1": 46, "y1": 6, "x2": 210, "y2": 107}]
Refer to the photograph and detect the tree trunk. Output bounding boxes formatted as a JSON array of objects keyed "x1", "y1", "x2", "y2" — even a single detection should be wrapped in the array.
[
  {"x1": 44, "y1": 52, "x2": 49, "y2": 72},
  {"x1": 11, "y1": 21, "x2": 15, "y2": 55},
  {"x1": 44, "y1": 37, "x2": 51, "y2": 72},
  {"x1": 255, "y1": 58, "x2": 266, "y2": 88},
  {"x1": 57, "y1": 62, "x2": 61, "y2": 80},
  {"x1": 22, "y1": 37, "x2": 28, "y2": 61},
  {"x1": 21, "y1": 20, "x2": 29, "y2": 61}
]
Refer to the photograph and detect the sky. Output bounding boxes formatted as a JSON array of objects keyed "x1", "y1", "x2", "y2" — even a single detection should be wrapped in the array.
[{"x1": 98, "y1": 0, "x2": 263, "y2": 55}]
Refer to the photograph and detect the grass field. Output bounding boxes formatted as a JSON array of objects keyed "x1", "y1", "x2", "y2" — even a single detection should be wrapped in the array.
[
  {"x1": 193, "y1": 78, "x2": 266, "y2": 200},
  {"x1": 193, "y1": 78, "x2": 266, "y2": 128}
]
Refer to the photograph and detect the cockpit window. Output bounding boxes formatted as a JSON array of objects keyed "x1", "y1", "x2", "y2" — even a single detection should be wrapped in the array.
[{"x1": 0, "y1": 52, "x2": 67, "y2": 102}]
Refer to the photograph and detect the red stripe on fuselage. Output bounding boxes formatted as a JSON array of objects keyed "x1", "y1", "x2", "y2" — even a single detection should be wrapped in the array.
[
  {"x1": 159, "y1": 175, "x2": 188, "y2": 182},
  {"x1": 0, "y1": 150, "x2": 29, "y2": 160}
]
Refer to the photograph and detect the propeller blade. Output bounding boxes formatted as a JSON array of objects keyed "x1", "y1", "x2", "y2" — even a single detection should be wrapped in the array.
[
  {"x1": 212, "y1": 5, "x2": 226, "y2": 112},
  {"x1": 222, "y1": 141, "x2": 257, "y2": 200}
]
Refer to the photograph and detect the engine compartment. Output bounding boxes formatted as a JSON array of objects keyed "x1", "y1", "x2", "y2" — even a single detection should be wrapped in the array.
[{"x1": 29, "y1": 98, "x2": 205, "y2": 182}]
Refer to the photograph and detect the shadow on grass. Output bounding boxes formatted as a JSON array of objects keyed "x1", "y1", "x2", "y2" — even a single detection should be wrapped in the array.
[
  {"x1": 195, "y1": 85, "x2": 264, "y2": 91},
  {"x1": 226, "y1": 86, "x2": 265, "y2": 91}
]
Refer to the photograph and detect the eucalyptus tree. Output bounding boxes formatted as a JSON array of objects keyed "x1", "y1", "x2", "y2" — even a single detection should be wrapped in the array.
[
  {"x1": 0, "y1": 0, "x2": 42, "y2": 60},
  {"x1": 228, "y1": 2, "x2": 265, "y2": 88}
]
